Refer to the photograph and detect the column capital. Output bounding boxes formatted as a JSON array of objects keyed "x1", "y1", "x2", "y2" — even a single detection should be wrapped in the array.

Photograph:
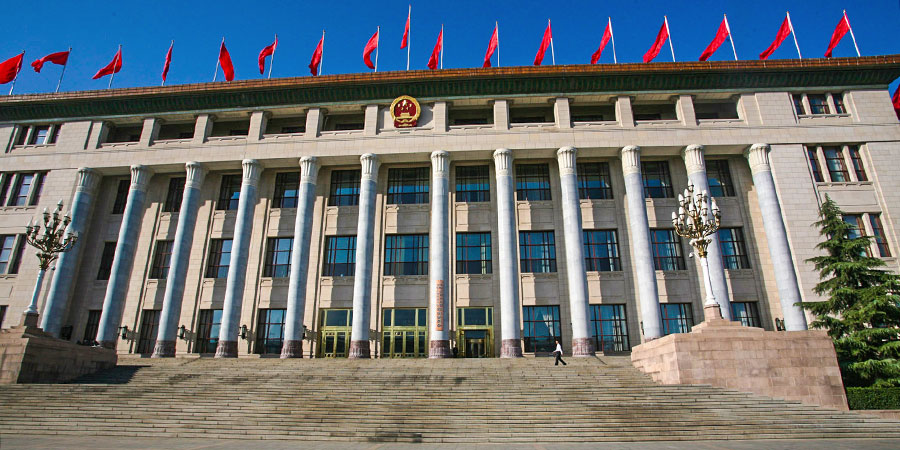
[
  {"x1": 682, "y1": 144, "x2": 706, "y2": 175},
  {"x1": 620, "y1": 145, "x2": 642, "y2": 176},
  {"x1": 241, "y1": 159, "x2": 262, "y2": 186},
  {"x1": 299, "y1": 156, "x2": 319, "y2": 184},
  {"x1": 129, "y1": 165, "x2": 153, "y2": 191},
  {"x1": 493, "y1": 148, "x2": 513, "y2": 176},
  {"x1": 75, "y1": 168, "x2": 100, "y2": 194},
  {"x1": 556, "y1": 146, "x2": 578, "y2": 176},
  {"x1": 430, "y1": 150, "x2": 450, "y2": 178},
  {"x1": 360, "y1": 153, "x2": 380, "y2": 182},
  {"x1": 184, "y1": 161, "x2": 207, "y2": 190},
  {"x1": 745, "y1": 143, "x2": 771, "y2": 174}
]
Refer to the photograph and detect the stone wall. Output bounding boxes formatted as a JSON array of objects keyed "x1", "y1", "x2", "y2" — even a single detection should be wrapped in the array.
[{"x1": 0, "y1": 324, "x2": 117, "y2": 384}]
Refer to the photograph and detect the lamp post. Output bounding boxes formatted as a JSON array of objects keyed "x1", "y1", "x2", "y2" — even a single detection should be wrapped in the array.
[
  {"x1": 22, "y1": 200, "x2": 78, "y2": 327},
  {"x1": 671, "y1": 182, "x2": 723, "y2": 322}
]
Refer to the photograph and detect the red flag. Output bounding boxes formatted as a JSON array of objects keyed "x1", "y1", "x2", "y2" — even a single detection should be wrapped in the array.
[
  {"x1": 309, "y1": 34, "x2": 324, "y2": 76},
  {"x1": 892, "y1": 85, "x2": 900, "y2": 120},
  {"x1": 427, "y1": 28, "x2": 443, "y2": 70},
  {"x1": 218, "y1": 40, "x2": 234, "y2": 81},
  {"x1": 483, "y1": 24, "x2": 498, "y2": 68},
  {"x1": 824, "y1": 13, "x2": 851, "y2": 58},
  {"x1": 92, "y1": 47, "x2": 122, "y2": 80},
  {"x1": 759, "y1": 16, "x2": 791, "y2": 60},
  {"x1": 401, "y1": 10, "x2": 410, "y2": 49},
  {"x1": 32, "y1": 51, "x2": 69, "y2": 73},
  {"x1": 643, "y1": 20, "x2": 669, "y2": 63},
  {"x1": 591, "y1": 22, "x2": 613, "y2": 64},
  {"x1": 258, "y1": 36, "x2": 277, "y2": 74},
  {"x1": 0, "y1": 53, "x2": 24, "y2": 84},
  {"x1": 699, "y1": 18, "x2": 730, "y2": 61},
  {"x1": 363, "y1": 29, "x2": 379, "y2": 70},
  {"x1": 161, "y1": 42, "x2": 173, "y2": 83},
  {"x1": 534, "y1": 21, "x2": 552, "y2": 66}
]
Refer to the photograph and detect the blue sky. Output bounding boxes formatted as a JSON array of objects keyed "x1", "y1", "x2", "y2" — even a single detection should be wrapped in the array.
[{"x1": 2, "y1": 0, "x2": 899, "y2": 95}]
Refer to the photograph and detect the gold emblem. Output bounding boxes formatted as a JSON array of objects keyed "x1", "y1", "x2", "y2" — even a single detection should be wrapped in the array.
[{"x1": 391, "y1": 95, "x2": 421, "y2": 128}]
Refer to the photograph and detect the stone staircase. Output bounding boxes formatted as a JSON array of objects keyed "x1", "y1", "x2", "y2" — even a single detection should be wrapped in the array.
[{"x1": 0, "y1": 355, "x2": 898, "y2": 443}]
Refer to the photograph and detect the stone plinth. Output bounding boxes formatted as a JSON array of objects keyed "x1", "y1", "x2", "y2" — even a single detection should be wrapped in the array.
[
  {"x1": 0, "y1": 325, "x2": 117, "y2": 384},
  {"x1": 631, "y1": 316, "x2": 848, "y2": 411}
]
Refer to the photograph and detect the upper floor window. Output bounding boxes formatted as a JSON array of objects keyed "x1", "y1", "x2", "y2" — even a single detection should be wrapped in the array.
[
  {"x1": 718, "y1": 228, "x2": 750, "y2": 270},
  {"x1": 205, "y1": 239, "x2": 233, "y2": 278},
  {"x1": 149, "y1": 240, "x2": 173, "y2": 280},
  {"x1": 693, "y1": 100, "x2": 740, "y2": 120},
  {"x1": 706, "y1": 160, "x2": 735, "y2": 197},
  {"x1": 642, "y1": 161, "x2": 673, "y2": 198},
  {"x1": 96, "y1": 242, "x2": 117, "y2": 281},
  {"x1": 583, "y1": 230, "x2": 620, "y2": 272},
  {"x1": 847, "y1": 146, "x2": 867, "y2": 182},
  {"x1": 448, "y1": 107, "x2": 493, "y2": 126},
  {"x1": 650, "y1": 229, "x2": 685, "y2": 271},
  {"x1": 162, "y1": 177, "x2": 185, "y2": 213},
  {"x1": 387, "y1": 167, "x2": 429, "y2": 205},
  {"x1": 807, "y1": 94, "x2": 830, "y2": 115},
  {"x1": 632, "y1": 102, "x2": 677, "y2": 121},
  {"x1": 0, "y1": 172, "x2": 45, "y2": 207},
  {"x1": 265, "y1": 116, "x2": 306, "y2": 135},
  {"x1": 807, "y1": 145, "x2": 867, "y2": 183},
  {"x1": 509, "y1": 106, "x2": 554, "y2": 124},
  {"x1": 832, "y1": 93, "x2": 847, "y2": 114},
  {"x1": 731, "y1": 302, "x2": 761, "y2": 328},
  {"x1": 111, "y1": 179, "x2": 129, "y2": 214},
  {"x1": 519, "y1": 231, "x2": 557, "y2": 273},
  {"x1": 523, "y1": 305, "x2": 561, "y2": 353},
  {"x1": 577, "y1": 162, "x2": 612, "y2": 200},
  {"x1": 792, "y1": 95, "x2": 806, "y2": 115},
  {"x1": 263, "y1": 237, "x2": 293, "y2": 278},
  {"x1": 384, "y1": 234, "x2": 428, "y2": 276},
  {"x1": 455, "y1": 165, "x2": 490, "y2": 203},
  {"x1": 323, "y1": 236, "x2": 356, "y2": 276},
  {"x1": 660, "y1": 303, "x2": 694, "y2": 335},
  {"x1": 15, "y1": 124, "x2": 59, "y2": 146},
  {"x1": 105, "y1": 124, "x2": 142, "y2": 143},
  {"x1": 217, "y1": 175, "x2": 241, "y2": 211},
  {"x1": 329, "y1": 170, "x2": 360, "y2": 206},
  {"x1": 273, "y1": 172, "x2": 299, "y2": 209},
  {"x1": 869, "y1": 214, "x2": 892, "y2": 257},
  {"x1": 590, "y1": 304, "x2": 630, "y2": 352},
  {"x1": 456, "y1": 232, "x2": 492, "y2": 275},
  {"x1": 0, "y1": 234, "x2": 25, "y2": 275},
  {"x1": 570, "y1": 104, "x2": 616, "y2": 123},
  {"x1": 322, "y1": 113, "x2": 364, "y2": 132},
  {"x1": 255, "y1": 309, "x2": 286, "y2": 355},
  {"x1": 210, "y1": 120, "x2": 250, "y2": 137},
  {"x1": 807, "y1": 148, "x2": 824, "y2": 183},
  {"x1": 515, "y1": 164, "x2": 551, "y2": 201},
  {"x1": 822, "y1": 146, "x2": 849, "y2": 182},
  {"x1": 794, "y1": 93, "x2": 847, "y2": 117}
]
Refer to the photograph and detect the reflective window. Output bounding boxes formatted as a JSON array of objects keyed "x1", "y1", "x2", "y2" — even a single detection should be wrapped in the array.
[
  {"x1": 718, "y1": 228, "x2": 750, "y2": 270},
  {"x1": 196, "y1": 309, "x2": 222, "y2": 354},
  {"x1": 823, "y1": 147, "x2": 849, "y2": 182},
  {"x1": 641, "y1": 161, "x2": 673, "y2": 198},
  {"x1": 387, "y1": 167, "x2": 429, "y2": 205},
  {"x1": 706, "y1": 160, "x2": 735, "y2": 197},
  {"x1": 382, "y1": 308, "x2": 428, "y2": 358},
  {"x1": 456, "y1": 165, "x2": 490, "y2": 203},
  {"x1": 650, "y1": 229, "x2": 685, "y2": 271},
  {"x1": 263, "y1": 237, "x2": 293, "y2": 278},
  {"x1": 523, "y1": 306, "x2": 561, "y2": 353},
  {"x1": 808, "y1": 94, "x2": 830, "y2": 115},
  {"x1": 519, "y1": 231, "x2": 556, "y2": 273},
  {"x1": 216, "y1": 175, "x2": 242, "y2": 211},
  {"x1": 590, "y1": 304, "x2": 629, "y2": 352},
  {"x1": 807, "y1": 148, "x2": 824, "y2": 183},
  {"x1": 577, "y1": 162, "x2": 612, "y2": 200},
  {"x1": 329, "y1": 170, "x2": 361, "y2": 206},
  {"x1": 136, "y1": 310, "x2": 161, "y2": 354},
  {"x1": 205, "y1": 239, "x2": 233, "y2": 278},
  {"x1": 870, "y1": 214, "x2": 891, "y2": 257},
  {"x1": 848, "y1": 146, "x2": 867, "y2": 182},
  {"x1": 149, "y1": 240, "x2": 174, "y2": 279},
  {"x1": 660, "y1": 303, "x2": 694, "y2": 335},
  {"x1": 323, "y1": 236, "x2": 356, "y2": 277},
  {"x1": 730, "y1": 302, "x2": 761, "y2": 328},
  {"x1": 456, "y1": 232, "x2": 492, "y2": 274},
  {"x1": 273, "y1": 172, "x2": 299, "y2": 208},
  {"x1": 583, "y1": 230, "x2": 620, "y2": 272},
  {"x1": 0, "y1": 235, "x2": 24, "y2": 275},
  {"x1": 255, "y1": 309, "x2": 286, "y2": 355},
  {"x1": 515, "y1": 164, "x2": 552, "y2": 201},
  {"x1": 384, "y1": 234, "x2": 428, "y2": 276}
]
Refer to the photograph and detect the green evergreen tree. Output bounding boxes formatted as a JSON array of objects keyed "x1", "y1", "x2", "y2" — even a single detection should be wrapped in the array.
[{"x1": 802, "y1": 196, "x2": 900, "y2": 387}]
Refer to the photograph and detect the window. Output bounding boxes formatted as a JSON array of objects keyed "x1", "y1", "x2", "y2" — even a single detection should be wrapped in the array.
[
  {"x1": 870, "y1": 214, "x2": 891, "y2": 257},
  {"x1": 111, "y1": 179, "x2": 129, "y2": 214},
  {"x1": 136, "y1": 310, "x2": 161, "y2": 354},
  {"x1": 217, "y1": 175, "x2": 242, "y2": 211},
  {"x1": 796, "y1": 93, "x2": 847, "y2": 116},
  {"x1": 196, "y1": 309, "x2": 222, "y2": 354},
  {"x1": 162, "y1": 177, "x2": 185, "y2": 213},
  {"x1": 457, "y1": 307, "x2": 493, "y2": 327},
  {"x1": 832, "y1": 93, "x2": 847, "y2": 114},
  {"x1": 590, "y1": 304, "x2": 630, "y2": 352},
  {"x1": 509, "y1": 106, "x2": 553, "y2": 124},
  {"x1": 205, "y1": 239, "x2": 232, "y2": 278},
  {"x1": 577, "y1": 162, "x2": 612, "y2": 200},
  {"x1": 265, "y1": 116, "x2": 306, "y2": 135},
  {"x1": 660, "y1": 303, "x2": 694, "y2": 335},
  {"x1": 792, "y1": 95, "x2": 806, "y2": 115},
  {"x1": 843, "y1": 214, "x2": 870, "y2": 257},
  {"x1": 642, "y1": 161, "x2": 673, "y2": 198},
  {"x1": 384, "y1": 234, "x2": 428, "y2": 276},
  {"x1": 847, "y1": 146, "x2": 867, "y2": 182},
  {"x1": 718, "y1": 228, "x2": 750, "y2": 270},
  {"x1": 632, "y1": 103, "x2": 677, "y2": 121},
  {"x1": 807, "y1": 94, "x2": 830, "y2": 115},
  {"x1": 96, "y1": 242, "x2": 117, "y2": 280},
  {"x1": 106, "y1": 124, "x2": 142, "y2": 143},
  {"x1": 263, "y1": 237, "x2": 293, "y2": 278},
  {"x1": 255, "y1": 309, "x2": 286, "y2": 355},
  {"x1": 807, "y1": 148, "x2": 824, "y2": 183},
  {"x1": 706, "y1": 160, "x2": 735, "y2": 197},
  {"x1": 323, "y1": 236, "x2": 356, "y2": 277},
  {"x1": 210, "y1": 120, "x2": 250, "y2": 137},
  {"x1": 328, "y1": 170, "x2": 361, "y2": 206},
  {"x1": 382, "y1": 308, "x2": 428, "y2": 358},
  {"x1": 650, "y1": 229, "x2": 685, "y2": 271},
  {"x1": 149, "y1": 240, "x2": 173, "y2": 280},
  {"x1": 82, "y1": 310, "x2": 102, "y2": 344},
  {"x1": 519, "y1": 231, "x2": 557, "y2": 273},
  {"x1": 570, "y1": 104, "x2": 616, "y2": 122},
  {"x1": 455, "y1": 165, "x2": 490, "y2": 203},
  {"x1": 322, "y1": 113, "x2": 364, "y2": 131},
  {"x1": 273, "y1": 172, "x2": 299, "y2": 208},
  {"x1": 515, "y1": 164, "x2": 551, "y2": 201},
  {"x1": 0, "y1": 305, "x2": 5, "y2": 328},
  {"x1": 523, "y1": 306, "x2": 561, "y2": 353},
  {"x1": 156, "y1": 122, "x2": 195, "y2": 140},
  {"x1": 0, "y1": 172, "x2": 45, "y2": 207},
  {"x1": 387, "y1": 167, "x2": 429, "y2": 205},
  {"x1": 15, "y1": 125, "x2": 58, "y2": 146},
  {"x1": 731, "y1": 302, "x2": 761, "y2": 328},
  {"x1": 693, "y1": 101, "x2": 740, "y2": 120},
  {"x1": 583, "y1": 230, "x2": 620, "y2": 272},
  {"x1": 0, "y1": 235, "x2": 25, "y2": 275},
  {"x1": 456, "y1": 232, "x2": 492, "y2": 274},
  {"x1": 448, "y1": 107, "x2": 493, "y2": 126},
  {"x1": 822, "y1": 147, "x2": 849, "y2": 182}
]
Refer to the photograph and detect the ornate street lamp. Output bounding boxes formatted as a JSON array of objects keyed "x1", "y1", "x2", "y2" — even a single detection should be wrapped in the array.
[
  {"x1": 671, "y1": 182, "x2": 722, "y2": 321},
  {"x1": 22, "y1": 200, "x2": 78, "y2": 326}
]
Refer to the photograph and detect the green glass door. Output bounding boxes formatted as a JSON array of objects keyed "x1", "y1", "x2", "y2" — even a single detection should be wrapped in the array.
[
  {"x1": 382, "y1": 308, "x2": 427, "y2": 358},
  {"x1": 456, "y1": 307, "x2": 494, "y2": 358},
  {"x1": 317, "y1": 309, "x2": 352, "y2": 358}
]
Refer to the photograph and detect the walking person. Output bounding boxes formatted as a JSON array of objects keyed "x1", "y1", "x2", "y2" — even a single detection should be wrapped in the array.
[{"x1": 553, "y1": 340, "x2": 567, "y2": 366}]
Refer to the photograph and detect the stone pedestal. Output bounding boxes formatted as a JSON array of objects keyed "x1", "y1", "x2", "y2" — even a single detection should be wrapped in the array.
[
  {"x1": 631, "y1": 317, "x2": 848, "y2": 410},
  {"x1": 21, "y1": 312, "x2": 39, "y2": 328},
  {"x1": 0, "y1": 325, "x2": 117, "y2": 384}
]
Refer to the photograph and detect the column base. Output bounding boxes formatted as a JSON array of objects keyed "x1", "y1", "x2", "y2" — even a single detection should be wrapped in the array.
[
  {"x1": 280, "y1": 340, "x2": 304, "y2": 358},
  {"x1": 572, "y1": 337, "x2": 596, "y2": 357},
  {"x1": 20, "y1": 312, "x2": 39, "y2": 328},
  {"x1": 98, "y1": 340, "x2": 117, "y2": 350},
  {"x1": 215, "y1": 340, "x2": 238, "y2": 358},
  {"x1": 348, "y1": 340, "x2": 370, "y2": 359},
  {"x1": 704, "y1": 303, "x2": 724, "y2": 322},
  {"x1": 428, "y1": 340, "x2": 452, "y2": 358},
  {"x1": 500, "y1": 339, "x2": 523, "y2": 358},
  {"x1": 151, "y1": 340, "x2": 176, "y2": 358}
]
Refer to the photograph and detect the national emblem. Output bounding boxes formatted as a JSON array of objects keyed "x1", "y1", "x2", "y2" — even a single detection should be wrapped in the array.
[{"x1": 391, "y1": 95, "x2": 421, "y2": 128}]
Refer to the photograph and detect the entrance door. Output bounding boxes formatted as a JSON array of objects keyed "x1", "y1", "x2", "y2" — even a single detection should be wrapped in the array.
[
  {"x1": 319, "y1": 330, "x2": 350, "y2": 358},
  {"x1": 462, "y1": 329, "x2": 489, "y2": 358}
]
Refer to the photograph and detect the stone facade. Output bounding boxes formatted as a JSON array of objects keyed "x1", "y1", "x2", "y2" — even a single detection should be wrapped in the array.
[{"x1": 0, "y1": 322, "x2": 117, "y2": 384}]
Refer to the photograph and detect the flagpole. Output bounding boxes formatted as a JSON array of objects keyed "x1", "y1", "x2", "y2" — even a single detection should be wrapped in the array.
[
  {"x1": 664, "y1": 16, "x2": 675, "y2": 62},
  {"x1": 496, "y1": 21, "x2": 500, "y2": 67},
  {"x1": 56, "y1": 47, "x2": 70, "y2": 93},
  {"x1": 440, "y1": 24, "x2": 443, "y2": 69},
  {"x1": 724, "y1": 14, "x2": 738, "y2": 60},
  {"x1": 548, "y1": 19, "x2": 555, "y2": 65},
  {"x1": 214, "y1": 38, "x2": 223, "y2": 81},
  {"x1": 375, "y1": 26, "x2": 380, "y2": 72},
  {"x1": 786, "y1": 12, "x2": 802, "y2": 59},
  {"x1": 108, "y1": 45, "x2": 120, "y2": 89},
  {"x1": 406, "y1": 5, "x2": 411, "y2": 71},
  {"x1": 8, "y1": 51, "x2": 22, "y2": 96},
  {"x1": 268, "y1": 34, "x2": 277, "y2": 79},
  {"x1": 844, "y1": 10, "x2": 860, "y2": 57},
  {"x1": 320, "y1": 30, "x2": 325, "y2": 76},
  {"x1": 609, "y1": 17, "x2": 617, "y2": 64}
]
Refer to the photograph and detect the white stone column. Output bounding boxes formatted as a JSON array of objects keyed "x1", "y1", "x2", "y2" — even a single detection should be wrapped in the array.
[
  {"x1": 428, "y1": 150, "x2": 452, "y2": 358},
  {"x1": 621, "y1": 146, "x2": 663, "y2": 340},
  {"x1": 281, "y1": 156, "x2": 319, "y2": 358},
  {"x1": 682, "y1": 145, "x2": 733, "y2": 320},
  {"x1": 349, "y1": 153, "x2": 380, "y2": 359},
  {"x1": 493, "y1": 148, "x2": 523, "y2": 357},
  {"x1": 216, "y1": 159, "x2": 262, "y2": 357},
  {"x1": 556, "y1": 147, "x2": 595, "y2": 356},
  {"x1": 96, "y1": 165, "x2": 154, "y2": 349},
  {"x1": 41, "y1": 168, "x2": 101, "y2": 336},
  {"x1": 152, "y1": 162, "x2": 207, "y2": 357},
  {"x1": 745, "y1": 144, "x2": 808, "y2": 331}
]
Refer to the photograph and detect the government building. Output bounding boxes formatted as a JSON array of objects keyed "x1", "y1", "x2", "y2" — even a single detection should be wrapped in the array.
[{"x1": 0, "y1": 56, "x2": 898, "y2": 360}]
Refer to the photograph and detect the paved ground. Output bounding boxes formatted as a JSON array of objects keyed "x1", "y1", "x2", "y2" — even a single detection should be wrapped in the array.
[{"x1": 3, "y1": 435, "x2": 900, "y2": 450}]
